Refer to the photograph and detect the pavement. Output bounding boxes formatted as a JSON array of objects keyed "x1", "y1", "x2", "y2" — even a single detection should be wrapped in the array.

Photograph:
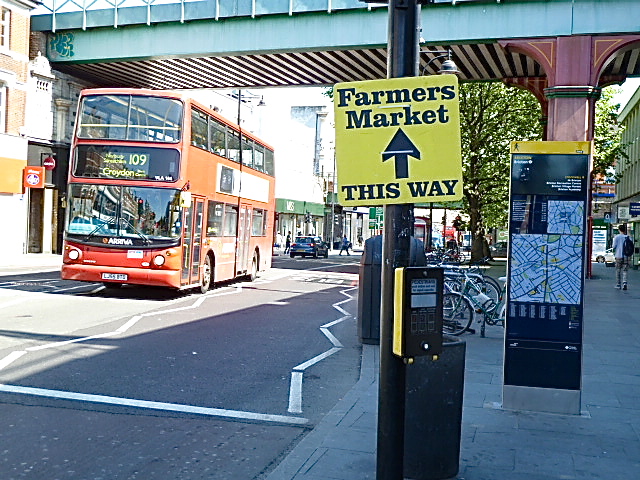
[
  {"x1": 265, "y1": 261, "x2": 640, "y2": 480},
  {"x1": 1, "y1": 255, "x2": 639, "y2": 479}
]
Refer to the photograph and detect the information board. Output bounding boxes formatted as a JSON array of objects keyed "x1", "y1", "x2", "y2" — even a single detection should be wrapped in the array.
[{"x1": 505, "y1": 141, "x2": 591, "y2": 395}]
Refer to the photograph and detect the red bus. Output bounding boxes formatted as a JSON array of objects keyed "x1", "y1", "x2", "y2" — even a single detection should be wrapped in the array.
[{"x1": 61, "y1": 88, "x2": 275, "y2": 292}]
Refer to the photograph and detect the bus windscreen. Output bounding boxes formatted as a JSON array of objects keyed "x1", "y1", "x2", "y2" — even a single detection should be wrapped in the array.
[
  {"x1": 73, "y1": 145, "x2": 180, "y2": 182},
  {"x1": 78, "y1": 95, "x2": 182, "y2": 142}
]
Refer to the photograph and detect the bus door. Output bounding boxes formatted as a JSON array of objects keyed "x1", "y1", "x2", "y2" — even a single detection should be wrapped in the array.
[
  {"x1": 181, "y1": 197, "x2": 205, "y2": 285},
  {"x1": 236, "y1": 204, "x2": 252, "y2": 274}
]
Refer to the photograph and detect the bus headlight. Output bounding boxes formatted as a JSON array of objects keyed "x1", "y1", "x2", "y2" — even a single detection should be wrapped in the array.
[
  {"x1": 68, "y1": 249, "x2": 81, "y2": 260},
  {"x1": 152, "y1": 254, "x2": 166, "y2": 266}
]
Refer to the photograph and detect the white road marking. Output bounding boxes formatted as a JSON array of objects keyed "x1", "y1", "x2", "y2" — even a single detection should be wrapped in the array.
[
  {"x1": 287, "y1": 371, "x2": 304, "y2": 414},
  {"x1": 115, "y1": 315, "x2": 143, "y2": 334},
  {"x1": 26, "y1": 332, "x2": 116, "y2": 352},
  {"x1": 286, "y1": 284, "x2": 356, "y2": 415},
  {"x1": 0, "y1": 351, "x2": 27, "y2": 371},
  {"x1": 293, "y1": 347, "x2": 341, "y2": 372},
  {"x1": 0, "y1": 384, "x2": 308, "y2": 425}
]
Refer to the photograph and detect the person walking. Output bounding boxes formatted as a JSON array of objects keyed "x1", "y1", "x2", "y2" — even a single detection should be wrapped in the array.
[
  {"x1": 339, "y1": 235, "x2": 351, "y2": 256},
  {"x1": 284, "y1": 232, "x2": 291, "y2": 254},
  {"x1": 613, "y1": 224, "x2": 631, "y2": 290}
]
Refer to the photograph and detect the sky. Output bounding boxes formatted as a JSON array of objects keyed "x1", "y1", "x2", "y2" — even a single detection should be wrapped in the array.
[{"x1": 612, "y1": 77, "x2": 640, "y2": 110}]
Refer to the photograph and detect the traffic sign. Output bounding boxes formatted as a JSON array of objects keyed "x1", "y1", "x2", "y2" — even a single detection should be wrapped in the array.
[
  {"x1": 334, "y1": 75, "x2": 463, "y2": 206},
  {"x1": 369, "y1": 206, "x2": 384, "y2": 229},
  {"x1": 43, "y1": 156, "x2": 56, "y2": 170}
]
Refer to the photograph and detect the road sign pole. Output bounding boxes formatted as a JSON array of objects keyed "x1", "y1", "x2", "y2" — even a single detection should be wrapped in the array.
[{"x1": 377, "y1": 1, "x2": 420, "y2": 479}]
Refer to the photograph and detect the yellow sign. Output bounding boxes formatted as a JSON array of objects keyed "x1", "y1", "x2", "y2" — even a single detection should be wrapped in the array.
[{"x1": 334, "y1": 75, "x2": 463, "y2": 206}]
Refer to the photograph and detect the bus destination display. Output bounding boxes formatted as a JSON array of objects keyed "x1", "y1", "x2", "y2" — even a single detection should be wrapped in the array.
[{"x1": 74, "y1": 145, "x2": 180, "y2": 181}]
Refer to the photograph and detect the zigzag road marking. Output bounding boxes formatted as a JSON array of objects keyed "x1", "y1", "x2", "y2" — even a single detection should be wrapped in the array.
[{"x1": 287, "y1": 286, "x2": 357, "y2": 414}]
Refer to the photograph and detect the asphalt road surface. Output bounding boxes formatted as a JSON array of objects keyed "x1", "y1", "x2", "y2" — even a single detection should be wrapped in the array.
[{"x1": 0, "y1": 252, "x2": 363, "y2": 479}]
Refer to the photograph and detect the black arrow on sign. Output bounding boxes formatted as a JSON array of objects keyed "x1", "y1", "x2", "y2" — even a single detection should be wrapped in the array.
[{"x1": 382, "y1": 129, "x2": 421, "y2": 179}]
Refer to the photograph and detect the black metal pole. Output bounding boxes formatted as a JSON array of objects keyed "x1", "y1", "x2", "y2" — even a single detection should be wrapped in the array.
[{"x1": 377, "y1": 1, "x2": 420, "y2": 479}]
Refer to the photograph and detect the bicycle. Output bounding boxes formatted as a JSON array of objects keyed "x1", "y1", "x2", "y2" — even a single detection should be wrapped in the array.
[{"x1": 442, "y1": 270, "x2": 507, "y2": 337}]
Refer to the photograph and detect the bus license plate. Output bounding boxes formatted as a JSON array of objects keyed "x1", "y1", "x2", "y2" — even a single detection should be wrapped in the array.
[{"x1": 101, "y1": 273, "x2": 128, "y2": 281}]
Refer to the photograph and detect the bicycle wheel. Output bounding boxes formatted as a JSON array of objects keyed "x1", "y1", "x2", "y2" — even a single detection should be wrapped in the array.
[
  {"x1": 479, "y1": 278, "x2": 501, "y2": 304},
  {"x1": 442, "y1": 292, "x2": 474, "y2": 335}
]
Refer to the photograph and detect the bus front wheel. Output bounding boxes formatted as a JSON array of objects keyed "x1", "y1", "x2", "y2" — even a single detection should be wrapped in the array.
[{"x1": 200, "y1": 255, "x2": 213, "y2": 294}]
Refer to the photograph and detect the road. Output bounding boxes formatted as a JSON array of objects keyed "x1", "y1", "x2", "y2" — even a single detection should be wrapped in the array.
[{"x1": 0, "y1": 252, "x2": 363, "y2": 479}]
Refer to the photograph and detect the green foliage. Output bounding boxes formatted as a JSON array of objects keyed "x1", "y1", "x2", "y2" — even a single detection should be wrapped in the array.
[
  {"x1": 458, "y1": 82, "x2": 624, "y2": 261},
  {"x1": 593, "y1": 86, "x2": 627, "y2": 181},
  {"x1": 458, "y1": 82, "x2": 542, "y2": 257}
]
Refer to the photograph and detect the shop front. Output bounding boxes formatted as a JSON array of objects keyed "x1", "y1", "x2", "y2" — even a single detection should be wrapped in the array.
[{"x1": 275, "y1": 198, "x2": 326, "y2": 247}]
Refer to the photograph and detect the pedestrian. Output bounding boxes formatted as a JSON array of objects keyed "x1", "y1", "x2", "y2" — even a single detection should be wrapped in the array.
[
  {"x1": 339, "y1": 235, "x2": 351, "y2": 256},
  {"x1": 613, "y1": 224, "x2": 631, "y2": 290},
  {"x1": 284, "y1": 232, "x2": 291, "y2": 254}
]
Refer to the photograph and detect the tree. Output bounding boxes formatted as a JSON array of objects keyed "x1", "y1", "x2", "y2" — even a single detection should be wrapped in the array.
[
  {"x1": 593, "y1": 86, "x2": 627, "y2": 182},
  {"x1": 458, "y1": 82, "x2": 542, "y2": 262}
]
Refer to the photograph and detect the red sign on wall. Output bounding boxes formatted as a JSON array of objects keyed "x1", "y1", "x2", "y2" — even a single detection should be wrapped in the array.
[{"x1": 23, "y1": 167, "x2": 46, "y2": 189}]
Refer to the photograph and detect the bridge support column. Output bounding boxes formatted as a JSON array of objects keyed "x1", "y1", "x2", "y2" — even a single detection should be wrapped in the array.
[{"x1": 500, "y1": 34, "x2": 640, "y2": 141}]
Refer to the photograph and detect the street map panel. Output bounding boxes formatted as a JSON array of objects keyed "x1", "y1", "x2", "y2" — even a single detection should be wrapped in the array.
[{"x1": 510, "y1": 201, "x2": 584, "y2": 305}]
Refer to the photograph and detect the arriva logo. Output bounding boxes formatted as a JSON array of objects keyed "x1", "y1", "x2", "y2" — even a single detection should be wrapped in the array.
[{"x1": 103, "y1": 238, "x2": 134, "y2": 246}]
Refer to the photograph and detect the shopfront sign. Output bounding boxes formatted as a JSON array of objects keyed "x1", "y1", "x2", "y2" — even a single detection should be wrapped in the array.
[{"x1": 23, "y1": 167, "x2": 45, "y2": 189}]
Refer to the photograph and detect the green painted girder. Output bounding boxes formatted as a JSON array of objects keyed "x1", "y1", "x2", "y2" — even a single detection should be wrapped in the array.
[{"x1": 40, "y1": 0, "x2": 640, "y2": 64}]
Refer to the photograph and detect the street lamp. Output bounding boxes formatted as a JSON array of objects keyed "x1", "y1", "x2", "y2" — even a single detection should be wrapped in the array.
[
  {"x1": 421, "y1": 49, "x2": 458, "y2": 250},
  {"x1": 421, "y1": 48, "x2": 459, "y2": 76}
]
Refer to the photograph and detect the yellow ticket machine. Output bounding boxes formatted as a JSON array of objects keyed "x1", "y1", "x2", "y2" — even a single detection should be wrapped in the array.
[{"x1": 393, "y1": 267, "x2": 444, "y2": 362}]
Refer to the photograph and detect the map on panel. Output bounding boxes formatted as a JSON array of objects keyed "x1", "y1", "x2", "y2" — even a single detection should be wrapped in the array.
[
  {"x1": 510, "y1": 201, "x2": 584, "y2": 305},
  {"x1": 547, "y1": 200, "x2": 584, "y2": 235}
]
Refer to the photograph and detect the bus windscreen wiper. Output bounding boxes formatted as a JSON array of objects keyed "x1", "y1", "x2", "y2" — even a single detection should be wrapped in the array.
[
  {"x1": 82, "y1": 219, "x2": 113, "y2": 242},
  {"x1": 119, "y1": 217, "x2": 150, "y2": 245}
]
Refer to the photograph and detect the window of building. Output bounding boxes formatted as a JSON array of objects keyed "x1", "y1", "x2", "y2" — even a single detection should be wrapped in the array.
[
  {"x1": 0, "y1": 83, "x2": 6, "y2": 132},
  {"x1": 1, "y1": 8, "x2": 9, "y2": 50}
]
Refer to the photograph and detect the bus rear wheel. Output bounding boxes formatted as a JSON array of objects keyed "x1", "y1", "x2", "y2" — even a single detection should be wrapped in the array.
[{"x1": 200, "y1": 255, "x2": 213, "y2": 294}]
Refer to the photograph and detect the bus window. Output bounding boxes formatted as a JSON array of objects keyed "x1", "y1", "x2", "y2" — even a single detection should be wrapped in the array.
[
  {"x1": 207, "y1": 201, "x2": 224, "y2": 236},
  {"x1": 226, "y1": 130, "x2": 240, "y2": 163},
  {"x1": 209, "y1": 119, "x2": 226, "y2": 156},
  {"x1": 264, "y1": 148, "x2": 275, "y2": 176},
  {"x1": 191, "y1": 109, "x2": 208, "y2": 150},
  {"x1": 254, "y1": 144, "x2": 265, "y2": 172},
  {"x1": 129, "y1": 96, "x2": 182, "y2": 142},
  {"x1": 252, "y1": 209, "x2": 265, "y2": 236},
  {"x1": 242, "y1": 137, "x2": 254, "y2": 169},
  {"x1": 78, "y1": 95, "x2": 182, "y2": 142},
  {"x1": 223, "y1": 204, "x2": 238, "y2": 236},
  {"x1": 79, "y1": 95, "x2": 128, "y2": 140}
]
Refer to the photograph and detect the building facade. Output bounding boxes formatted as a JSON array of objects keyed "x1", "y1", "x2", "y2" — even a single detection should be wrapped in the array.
[
  {"x1": 0, "y1": 0, "x2": 37, "y2": 259},
  {"x1": 615, "y1": 84, "x2": 640, "y2": 265}
]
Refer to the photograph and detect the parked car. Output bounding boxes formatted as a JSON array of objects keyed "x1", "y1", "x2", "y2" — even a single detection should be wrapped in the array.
[
  {"x1": 290, "y1": 236, "x2": 329, "y2": 258},
  {"x1": 490, "y1": 241, "x2": 509, "y2": 258},
  {"x1": 592, "y1": 248, "x2": 615, "y2": 263}
]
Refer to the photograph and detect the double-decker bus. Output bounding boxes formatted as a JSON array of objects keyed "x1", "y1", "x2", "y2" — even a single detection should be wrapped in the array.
[{"x1": 61, "y1": 88, "x2": 275, "y2": 293}]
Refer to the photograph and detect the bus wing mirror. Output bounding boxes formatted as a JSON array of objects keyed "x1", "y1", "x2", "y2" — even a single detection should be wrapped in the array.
[{"x1": 180, "y1": 191, "x2": 192, "y2": 208}]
